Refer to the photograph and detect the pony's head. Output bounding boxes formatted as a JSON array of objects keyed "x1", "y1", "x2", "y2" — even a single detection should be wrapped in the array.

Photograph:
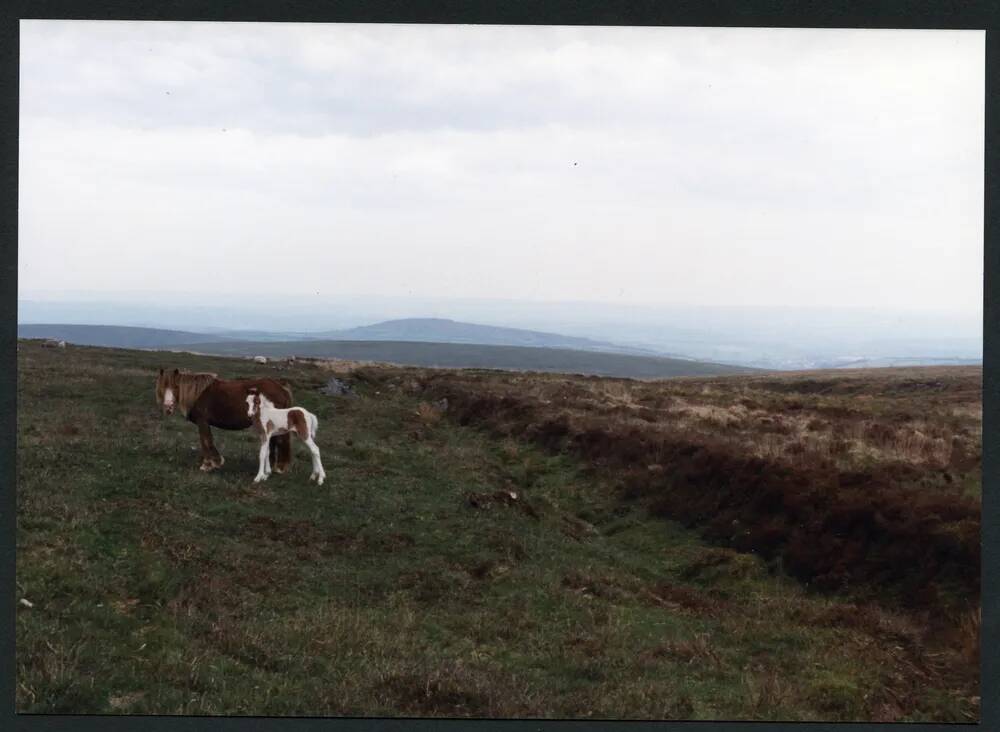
[
  {"x1": 155, "y1": 368, "x2": 218, "y2": 418},
  {"x1": 156, "y1": 368, "x2": 180, "y2": 416}
]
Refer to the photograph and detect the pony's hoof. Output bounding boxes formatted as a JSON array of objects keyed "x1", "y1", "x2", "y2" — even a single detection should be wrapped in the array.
[
  {"x1": 216, "y1": 456, "x2": 225, "y2": 467},
  {"x1": 199, "y1": 463, "x2": 213, "y2": 472},
  {"x1": 317, "y1": 475, "x2": 326, "y2": 485}
]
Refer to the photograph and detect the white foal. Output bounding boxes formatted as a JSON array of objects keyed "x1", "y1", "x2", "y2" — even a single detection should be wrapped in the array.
[{"x1": 245, "y1": 389, "x2": 326, "y2": 485}]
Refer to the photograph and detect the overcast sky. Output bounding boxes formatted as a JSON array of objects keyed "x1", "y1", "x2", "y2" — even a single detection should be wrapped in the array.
[{"x1": 19, "y1": 21, "x2": 984, "y2": 320}]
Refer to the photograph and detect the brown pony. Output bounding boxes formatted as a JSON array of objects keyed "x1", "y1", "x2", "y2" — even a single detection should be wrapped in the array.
[{"x1": 155, "y1": 368, "x2": 293, "y2": 472}]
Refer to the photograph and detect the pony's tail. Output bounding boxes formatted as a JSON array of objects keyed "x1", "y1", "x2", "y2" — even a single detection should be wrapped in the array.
[{"x1": 310, "y1": 413, "x2": 319, "y2": 438}]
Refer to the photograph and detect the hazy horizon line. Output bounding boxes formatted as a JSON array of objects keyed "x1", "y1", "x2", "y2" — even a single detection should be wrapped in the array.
[{"x1": 16, "y1": 291, "x2": 985, "y2": 319}]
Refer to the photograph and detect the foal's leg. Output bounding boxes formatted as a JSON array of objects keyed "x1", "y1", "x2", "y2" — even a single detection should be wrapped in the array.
[
  {"x1": 292, "y1": 430, "x2": 316, "y2": 482},
  {"x1": 302, "y1": 436, "x2": 326, "y2": 485},
  {"x1": 255, "y1": 436, "x2": 271, "y2": 482},
  {"x1": 198, "y1": 421, "x2": 224, "y2": 471},
  {"x1": 263, "y1": 437, "x2": 274, "y2": 477}
]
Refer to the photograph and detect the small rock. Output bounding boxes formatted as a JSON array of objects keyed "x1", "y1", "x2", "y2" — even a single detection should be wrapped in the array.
[
  {"x1": 19, "y1": 598, "x2": 33, "y2": 608},
  {"x1": 320, "y1": 377, "x2": 354, "y2": 397}
]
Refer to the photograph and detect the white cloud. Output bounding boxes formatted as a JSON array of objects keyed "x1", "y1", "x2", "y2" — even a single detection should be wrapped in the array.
[{"x1": 18, "y1": 21, "x2": 983, "y2": 319}]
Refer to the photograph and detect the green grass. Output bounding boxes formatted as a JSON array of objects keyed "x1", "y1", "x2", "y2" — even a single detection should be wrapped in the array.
[{"x1": 15, "y1": 342, "x2": 978, "y2": 719}]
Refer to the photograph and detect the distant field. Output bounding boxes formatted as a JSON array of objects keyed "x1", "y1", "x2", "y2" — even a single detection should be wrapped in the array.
[
  {"x1": 15, "y1": 341, "x2": 979, "y2": 720},
  {"x1": 172, "y1": 339, "x2": 760, "y2": 379}
]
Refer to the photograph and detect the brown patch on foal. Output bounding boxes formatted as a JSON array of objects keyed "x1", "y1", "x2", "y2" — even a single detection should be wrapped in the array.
[{"x1": 287, "y1": 409, "x2": 309, "y2": 438}]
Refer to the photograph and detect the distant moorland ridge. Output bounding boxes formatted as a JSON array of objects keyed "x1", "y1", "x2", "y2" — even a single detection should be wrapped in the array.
[{"x1": 18, "y1": 321, "x2": 758, "y2": 379}]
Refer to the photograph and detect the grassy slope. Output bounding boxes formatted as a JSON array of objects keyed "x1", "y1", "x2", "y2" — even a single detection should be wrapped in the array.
[
  {"x1": 172, "y1": 339, "x2": 758, "y2": 379},
  {"x1": 15, "y1": 342, "x2": 977, "y2": 720}
]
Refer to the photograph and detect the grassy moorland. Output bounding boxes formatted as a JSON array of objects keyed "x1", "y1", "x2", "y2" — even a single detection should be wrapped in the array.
[
  {"x1": 415, "y1": 366, "x2": 982, "y2": 610},
  {"x1": 15, "y1": 341, "x2": 979, "y2": 720}
]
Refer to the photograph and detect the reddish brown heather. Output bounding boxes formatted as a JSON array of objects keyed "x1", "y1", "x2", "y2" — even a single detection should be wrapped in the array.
[{"x1": 392, "y1": 365, "x2": 981, "y2": 612}]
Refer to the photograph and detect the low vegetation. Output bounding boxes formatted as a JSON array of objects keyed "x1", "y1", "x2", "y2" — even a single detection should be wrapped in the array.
[
  {"x1": 16, "y1": 341, "x2": 979, "y2": 720},
  {"x1": 412, "y1": 367, "x2": 981, "y2": 611}
]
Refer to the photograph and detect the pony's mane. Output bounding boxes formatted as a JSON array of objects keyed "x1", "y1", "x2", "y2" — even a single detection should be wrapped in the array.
[{"x1": 174, "y1": 371, "x2": 218, "y2": 416}]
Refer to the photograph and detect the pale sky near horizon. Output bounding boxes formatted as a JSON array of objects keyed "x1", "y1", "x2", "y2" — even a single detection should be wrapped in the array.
[{"x1": 18, "y1": 21, "x2": 985, "y2": 320}]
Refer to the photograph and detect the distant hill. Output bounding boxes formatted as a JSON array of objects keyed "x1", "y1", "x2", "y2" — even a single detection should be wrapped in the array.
[
  {"x1": 17, "y1": 324, "x2": 234, "y2": 348},
  {"x1": 170, "y1": 339, "x2": 760, "y2": 379},
  {"x1": 18, "y1": 318, "x2": 665, "y2": 357},
  {"x1": 308, "y1": 318, "x2": 662, "y2": 356}
]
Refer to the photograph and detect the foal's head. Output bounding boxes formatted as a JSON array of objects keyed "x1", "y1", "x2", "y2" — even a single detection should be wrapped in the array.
[{"x1": 246, "y1": 389, "x2": 262, "y2": 419}]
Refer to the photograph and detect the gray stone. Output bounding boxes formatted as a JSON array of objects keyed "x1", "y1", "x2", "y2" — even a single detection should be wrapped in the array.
[{"x1": 321, "y1": 376, "x2": 354, "y2": 397}]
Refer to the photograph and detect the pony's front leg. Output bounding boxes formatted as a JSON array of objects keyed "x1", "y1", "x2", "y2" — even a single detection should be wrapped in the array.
[
  {"x1": 198, "y1": 421, "x2": 224, "y2": 471},
  {"x1": 254, "y1": 437, "x2": 271, "y2": 483}
]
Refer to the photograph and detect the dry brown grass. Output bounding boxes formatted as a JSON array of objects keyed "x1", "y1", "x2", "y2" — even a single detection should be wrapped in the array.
[
  {"x1": 414, "y1": 401, "x2": 445, "y2": 424},
  {"x1": 305, "y1": 357, "x2": 376, "y2": 374},
  {"x1": 644, "y1": 633, "x2": 723, "y2": 670},
  {"x1": 743, "y1": 666, "x2": 793, "y2": 715},
  {"x1": 396, "y1": 366, "x2": 980, "y2": 479}
]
